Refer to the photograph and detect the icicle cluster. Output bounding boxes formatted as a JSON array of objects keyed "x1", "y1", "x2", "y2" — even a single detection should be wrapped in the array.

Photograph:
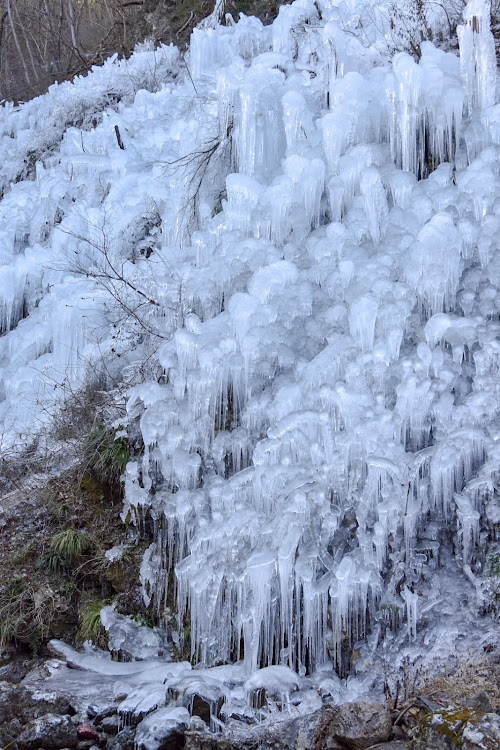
[{"x1": 0, "y1": 0, "x2": 499, "y2": 710}]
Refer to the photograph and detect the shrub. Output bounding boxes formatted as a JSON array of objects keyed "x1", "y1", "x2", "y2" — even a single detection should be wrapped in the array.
[
  {"x1": 79, "y1": 598, "x2": 108, "y2": 645},
  {"x1": 49, "y1": 528, "x2": 92, "y2": 565},
  {"x1": 85, "y1": 424, "x2": 130, "y2": 487}
]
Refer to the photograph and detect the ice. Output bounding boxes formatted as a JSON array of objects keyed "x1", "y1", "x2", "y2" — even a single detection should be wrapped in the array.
[
  {"x1": 245, "y1": 666, "x2": 300, "y2": 708},
  {"x1": 118, "y1": 684, "x2": 167, "y2": 722},
  {"x1": 282, "y1": 91, "x2": 315, "y2": 155},
  {"x1": 321, "y1": 112, "x2": 351, "y2": 173},
  {"x1": 135, "y1": 707, "x2": 190, "y2": 750},
  {"x1": 454, "y1": 493, "x2": 480, "y2": 565},
  {"x1": 1, "y1": 0, "x2": 500, "y2": 736},
  {"x1": 458, "y1": 0, "x2": 497, "y2": 114},
  {"x1": 360, "y1": 167, "x2": 388, "y2": 244},
  {"x1": 349, "y1": 295, "x2": 378, "y2": 351},
  {"x1": 389, "y1": 170, "x2": 415, "y2": 210},
  {"x1": 100, "y1": 607, "x2": 167, "y2": 662},
  {"x1": 402, "y1": 587, "x2": 419, "y2": 643}
]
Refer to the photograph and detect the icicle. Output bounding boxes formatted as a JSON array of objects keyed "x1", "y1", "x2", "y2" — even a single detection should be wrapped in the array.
[
  {"x1": 458, "y1": 0, "x2": 497, "y2": 115},
  {"x1": 223, "y1": 174, "x2": 263, "y2": 234},
  {"x1": 217, "y1": 62, "x2": 244, "y2": 142},
  {"x1": 349, "y1": 295, "x2": 378, "y2": 351},
  {"x1": 321, "y1": 112, "x2": 351, "y2": 174},
  {"x1": 282, "y1": 91, "x2": 314, "y2": 156},
  {"x1": 360, "y1": 167, "x2": 388, "y2": 244},
  {"x1": 390, "y1": 54, "x2": 421, "y2": 175},
  {"x1": 299, "y1": 159, "x2": 326, "y2": 230},
  {"x1": 402, "y1": 586, "x2": 418, "y2": 643},
  {"x1": 455, "y1": 493, "x2": 480, "y2": 564},
  {"x1": 389, "y1": 170, "x2": 415, "y2": 210}
]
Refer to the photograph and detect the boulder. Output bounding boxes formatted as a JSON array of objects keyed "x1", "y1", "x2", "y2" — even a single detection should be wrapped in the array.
[
  {"x1": 184, "y1": 709, "x2": 325, "y2": 750},
  {"x1": 0, "y1": 681, "x2": 75, "y2": 726},
  {"x1": 77, "y1": 724, "x2": 99, "y2": 742},
  {"x1": 107, "y1": 728, "x2": 135, "y2": 750},
  {"x1": 411, "y1": 709, "x2": 500, "y2": 750},
  {"x1": 17, "y1": 713, "x2": 78, "y2": 749},
  {"x1": 462, "y1": 713, "x2": 500, "y2": 749},
  {"x1": 465, "y1": 691, "x2": 492, "y2": 713},
  {"x1": 135, "y1": 707, "x2": 190, "y2": 750},
  {"x1": 100, "y1": 715, "x2": 120, "y2": 735},
  {"x1": 320, "y1": 702, "x2": 392, "y2": 750}
]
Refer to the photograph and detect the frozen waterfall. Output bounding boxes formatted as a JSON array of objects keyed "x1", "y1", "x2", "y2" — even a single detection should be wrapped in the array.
[{"x1": 0, "y1": 0, "x2": 499, "y2": 726}]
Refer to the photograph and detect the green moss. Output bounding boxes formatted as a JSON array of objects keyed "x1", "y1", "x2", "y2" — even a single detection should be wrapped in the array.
[{"x1": 420, "y1": 708, "x2": 481, "y2": 747}]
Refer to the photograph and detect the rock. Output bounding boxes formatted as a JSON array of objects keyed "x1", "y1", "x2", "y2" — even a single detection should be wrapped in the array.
[
  {"x1": 0, "y1": 716, "x2": 23, "y2": 748},
  {"x1": 183, "y1": 732, "x2": 220, "y2": 750},
  {"x1": 462, "y1": 712, "x2": 500, "y2": 750},
  {"x1": 107, "y1": 728, "x2": 135, "y2": 750},
  {"x1": 93, "y1": 706, "x2": 117, "y2": 725},
  {"x1": 0, "y1": 682, "x2": 75, "y2": 727},
  {"x1": 465, "y1": 691, "x2": 492, "y2": 713},
  {"x1": 412, "y1": 709, "x2": 500, "y2": 750},
  {"x1": 135, "y1": 707, "x2": 190, "y2": 750},
  {"x1": 17, "y1": 713, "x2": 78, "y2": 749},
  {"x1": 97, "y1": 732, "x2": 108, "y2": 748},
  {"x1": 321, "y1": 702, "x2": 392, "y2": 750},
  {"x1": 77, "y1": 725, "x2": 99, "y2": 742},
  {"x1": 185, "y1": 708, "x2": 325, "y2": 750},
  {"x1": 100, "y1": 715, "x2": 120, "y2": 735}
]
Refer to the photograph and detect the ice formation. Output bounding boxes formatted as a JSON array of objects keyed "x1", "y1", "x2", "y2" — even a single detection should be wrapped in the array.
[{"x1": 1, "y1": 0, "x2": 500, "y2": 734}]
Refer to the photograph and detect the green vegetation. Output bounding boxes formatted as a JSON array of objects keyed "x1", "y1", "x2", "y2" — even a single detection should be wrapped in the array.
[
  {"x1": 79, "y1": 598, "x2": 109, "y2": 646},
  {"x1": 49, "y1": 529, "x2": 93, "y2": 564},
  {"x1": 8, "y1": 542, "x2": 35, "y2": 566},
  {"x1": 0, "y1": 411, "x2": 142, "y2": 654},
  {"x1": 0, "y1": 576, "x2": 70, "y2": 652},
  {"x1": 85, "y1": 424, "x2": 130, "y2": 487}
]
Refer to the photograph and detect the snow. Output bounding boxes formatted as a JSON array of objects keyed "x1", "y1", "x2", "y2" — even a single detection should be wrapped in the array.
[{"x1": 1, "y1": 0, "x2": 500, "y2": 740}]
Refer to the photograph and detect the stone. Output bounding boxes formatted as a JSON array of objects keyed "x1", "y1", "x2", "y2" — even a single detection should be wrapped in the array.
[
  {"x1": 0, "y1": 682, "x2": 75, "y2": 727},
  {"x1": 100, "y1": 715, "x2": 120, "y2": 735},
  {"x1": 185, "y1": 708, "x2": 326, "y2": 750},
  {"x1": 462, "y1": 712, "x2": 500, "y2": 750},
  {"x1": 322, "y1": 702, "x2": 392, "y2": 750},
  {"x1": 135, "y1": 707, "x2": 190, "y2": 750},
  {"x1": 465, "y1": 691, "x2": 492, "y2": 713},
  {"x1": 93, "y1": 706, "x2": 117, "y2": 725},
  {"x1": 97, "y1": 732, "x2": 108, "y2": 748},
  {"x1": 411, "y1": 709, "x2": 500, "y2": 750},
  {"x1": 17, "y1": 713, "x2": 78, "y2": 749},
  {"x1": 107, "y1": 728, "x2": 135, "y2": 750},
  {"x1": 77, "y1": 725, "x2": 99, "y2": 742}
]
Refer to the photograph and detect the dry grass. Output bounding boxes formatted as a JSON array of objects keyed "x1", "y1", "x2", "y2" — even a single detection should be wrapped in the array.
[{"x1": 419, "y1": 651, "x2": 500, "y2": 712}]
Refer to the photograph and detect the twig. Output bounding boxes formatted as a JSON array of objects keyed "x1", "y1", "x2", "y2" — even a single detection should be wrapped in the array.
[
  {"x1": 176, "y1": 10, "x2": 194, "y2": 37},
  {"x1": 181, "y1": 53, "x2": 198, "y2": 95},
  {"x1": 394, "y1": 701, "x2": 418, "y2": 726},
  {"x1": 114, "y1": 124, "x2": 125, "y2": 150}
]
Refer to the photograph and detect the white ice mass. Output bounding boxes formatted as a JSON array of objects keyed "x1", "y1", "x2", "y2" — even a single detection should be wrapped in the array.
[{"x1": 1, "y1": 0, "x2": 500, "y2": 734}]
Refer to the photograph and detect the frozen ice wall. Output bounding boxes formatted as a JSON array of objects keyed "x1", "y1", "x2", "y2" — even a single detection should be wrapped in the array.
[
  {"x1": 125, "y1": 0, "x2": 500, "y2": 685},
  {"x1": 0, "y1": 0, "x2": 499, "y2": 717}
]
